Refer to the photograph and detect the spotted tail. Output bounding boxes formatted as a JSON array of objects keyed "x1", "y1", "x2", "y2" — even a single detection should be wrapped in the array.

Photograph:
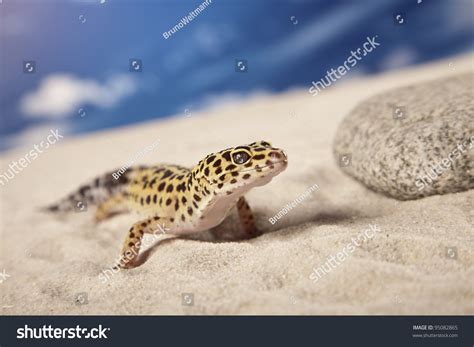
[{"x1": 42, "y1": 168, "x2": 139, "y2": 213}]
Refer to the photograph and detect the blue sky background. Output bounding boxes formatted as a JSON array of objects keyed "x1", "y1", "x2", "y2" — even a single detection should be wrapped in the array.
[{"x1": 0, "y1": 0, "x2": 473, "y2": 151}]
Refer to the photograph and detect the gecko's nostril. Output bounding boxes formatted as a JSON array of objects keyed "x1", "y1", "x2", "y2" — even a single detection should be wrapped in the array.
[
  {"x1": 269, "y1": 152, "x2": 280, "y2": 161},
  {"x1": 269, "y1": 150, "x2": 287, "y2": 163}
]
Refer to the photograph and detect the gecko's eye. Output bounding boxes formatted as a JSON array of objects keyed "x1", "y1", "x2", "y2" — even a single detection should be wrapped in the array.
[{"x1": 232, "y1": 151, "x2": 251, "y2": 165}]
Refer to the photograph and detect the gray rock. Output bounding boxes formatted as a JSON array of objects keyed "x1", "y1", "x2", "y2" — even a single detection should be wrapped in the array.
[{"x1": 333, "y1": 73, "x2": 474, "y2": 200}]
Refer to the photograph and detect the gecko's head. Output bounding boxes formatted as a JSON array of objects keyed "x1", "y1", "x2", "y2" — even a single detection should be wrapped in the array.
[{"x1": 194, "y1": 141, "x2": 288, "y2": 196}]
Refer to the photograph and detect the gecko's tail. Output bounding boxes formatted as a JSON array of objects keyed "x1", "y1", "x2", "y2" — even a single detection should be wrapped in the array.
[{"x1": 42, "y1": 168, "x2": 142, "y2": 213}]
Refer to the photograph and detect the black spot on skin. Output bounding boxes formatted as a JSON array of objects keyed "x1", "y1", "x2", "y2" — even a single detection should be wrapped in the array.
[
  {"x1": 166, "y1": 198, "x2": 172, "y2": 206},
  {"x1": 253, "y1": 154, "x2": 265, "y2": 160},
  {"x1": 159, "y1": 197, "x2": 163, "y2": 205},
  {"x1": 204, "y1": 187, "x2": 210, "y2": 194},
  {"x1": 187, "y1": 207, "x2": 193, "y2": 216},
  {"x1": 225, "y1": 164, "x2": 237, "y2": 171},
  {"x1": 129, "y1": 227, "x2": 134, "y2": 232},
  {"x1": 215, "y1": 167, "x2": 222, "y2": 175},
  {"x1": 181, "y1": 214, "x2": 186, "y2": 222},
  {"x1": 231, "y1": 171, "x2": 239, "y2": 177},
  {"x1": 206, "y1": 155, "x2": 216, "y2": 164},
  {"x1": 222, "y1": 151, "x2": 231, "y2": 161},
  {"x1": 48, "y1": 205, "x2": 60, "y2": 212},
  {"x1": 78, "y1": 185, "x2": 90, "y2": 196},
  {"x1": 158, "y1": 182, "x2": 166, "y2": 192},
  {"x1": 226, "y1": 191, "x2": 232, "y2": 195},
  {"x1": 119, "y1": 175, "x2": 130, "y2": 185},
  {"x1": 193, "y1": 201, "x2": 198, "y2": 209},
  {"x1": 213, "y1": 159, "x2": 222, "y2": 168},
  {"x1": 217, "y1": 183, "x2": 223, "y2": 189},
  {"x1": 177, "y1": 182, "x2": 186, "y2": 192},
  {"x1": 265, "y1": 160, "x2": 272, "y2": 166},
  {"x1": 175, "y1": 200, "x2": 179, "y2": 211},
  {"x1": 230, "y1": 178, "x2": 237, "y2": 184},
  {"x1": 167, "y1": 184, "x2": 174, "y2": 193},
  {"x1": 193, "y1": 194, "x2": 201, "y2": 202},
  {"x1": 154, "y1": 216, "x2": 160, "y2": 221},
  {"x1": 146, "y1": 195, "x2": 151, "y2": 204},
  {"x1": 170, "y1": 218, "x2": 174, "y2": 222},
  {"x1": 199, "y1": 163, "x2": 204, "y2": 171},
  {"x1": 182, "y1": 196, "x2": 187, "y2": 204},
  {"x1": 219, "y1": 174, "x2": 226, "y2": 181},
  {"x1": 130, "y1": 232, "x2": 135, "y2": 238},
  {"x1": 153, "y1": 194, "x2": 158, "y2": 204},
  {"x1": 204, "y1": 167, "x2": 210, "y2": 176},
  {"x1": 243, "y1": 174, "x2": 251, "y2": 179},
  {"x1": 235, "y1": 146, "x2": 250, "y2": 151},
  {"x1": 140, "y1": 197, "x2": 144, "y2": 205},
  {"x1": 177, "y1": 175, "x2": 184, "y2": 180},
  {"x1": 162, "y1": 170, "x2": 173, "y2": 179},
  {"x1": 261, "y1": 141, "x2": 271, "y2": 146},
  {"x1": 128, "y1": 242, "x2": 134, "y2": 247},
  {"x1": 141, "y1": 222, "x2": 147, "y2": 227},
  {"x1": 149, "y1": 177, "x2": 157, "y2": 188},
  {"x1": 254, "y1": 148, "x2": 266, "y2": 152},
  {"x1": 244, "y1": 162, "x2": 253, "y2": 168}
]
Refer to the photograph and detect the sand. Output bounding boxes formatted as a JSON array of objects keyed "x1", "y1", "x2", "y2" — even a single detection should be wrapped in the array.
[{"x1": 0, "y1": 54, "x2": 473, "y2": 315}]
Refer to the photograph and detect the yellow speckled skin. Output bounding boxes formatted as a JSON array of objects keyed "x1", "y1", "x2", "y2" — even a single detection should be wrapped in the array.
[{"x1": 46, "y1": 141, "x2": 288, "y2": 268}]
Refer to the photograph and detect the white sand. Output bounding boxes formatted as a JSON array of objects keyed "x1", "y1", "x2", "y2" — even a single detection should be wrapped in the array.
[{"x1": 0, "y1": 54, "x2": 473, "y2": 315}]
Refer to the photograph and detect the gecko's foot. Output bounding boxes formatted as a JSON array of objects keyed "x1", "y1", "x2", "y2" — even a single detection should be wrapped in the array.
[
  {"x1": 113, "y1": 260, "x2": 138, "y2": 270},
  {"x1": 243, "y1": 227, "x2": 262, "y2": 239}
]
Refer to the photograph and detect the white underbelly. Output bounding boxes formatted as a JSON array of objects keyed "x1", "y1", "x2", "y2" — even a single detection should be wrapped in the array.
[{"x1": 193, "y1": 196, "x2": 239, "y2": 232}]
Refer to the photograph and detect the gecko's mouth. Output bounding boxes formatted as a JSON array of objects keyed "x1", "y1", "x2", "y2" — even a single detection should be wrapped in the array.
[{"x1": 238, "y1": 160, "x2": 288, "y2": 174}]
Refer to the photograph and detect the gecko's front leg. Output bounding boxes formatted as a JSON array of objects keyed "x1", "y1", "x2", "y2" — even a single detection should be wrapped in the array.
[
  {"x1": 236, "y1": 197, "x2": 260, "y2": 238},
  {"x1": 116, "y1": 216, "x2": 175, "y2": 269}
]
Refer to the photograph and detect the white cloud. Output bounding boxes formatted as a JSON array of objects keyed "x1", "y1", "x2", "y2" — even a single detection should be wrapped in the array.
[
  {"x1": 20, "y1": 74, "x2": 137, "y2": 119},
  {"x1": 446, "y1": 0, "x2": 474, "y2": 32},
  {"x1": 199, "y1": 90, "x2": 270, "y2": 110},
  {"x1": 3, "y1": 14, "x2": 29, "y2": 36},
  {"x1": 256, "y1": 2, "x2": 389, "y2": 67},
  {"x1": 71, "y1": 0, "x2": 101, "y2": 3},
  {"x1": 380, "y1": 47, "x2": 418, "y2": 71},
  {"x1": 193, "y1": 24, "x2": 233, "y2": 57},
  {"x1": 1, "y1": 123, "x2": 72, "y2": 151}
]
